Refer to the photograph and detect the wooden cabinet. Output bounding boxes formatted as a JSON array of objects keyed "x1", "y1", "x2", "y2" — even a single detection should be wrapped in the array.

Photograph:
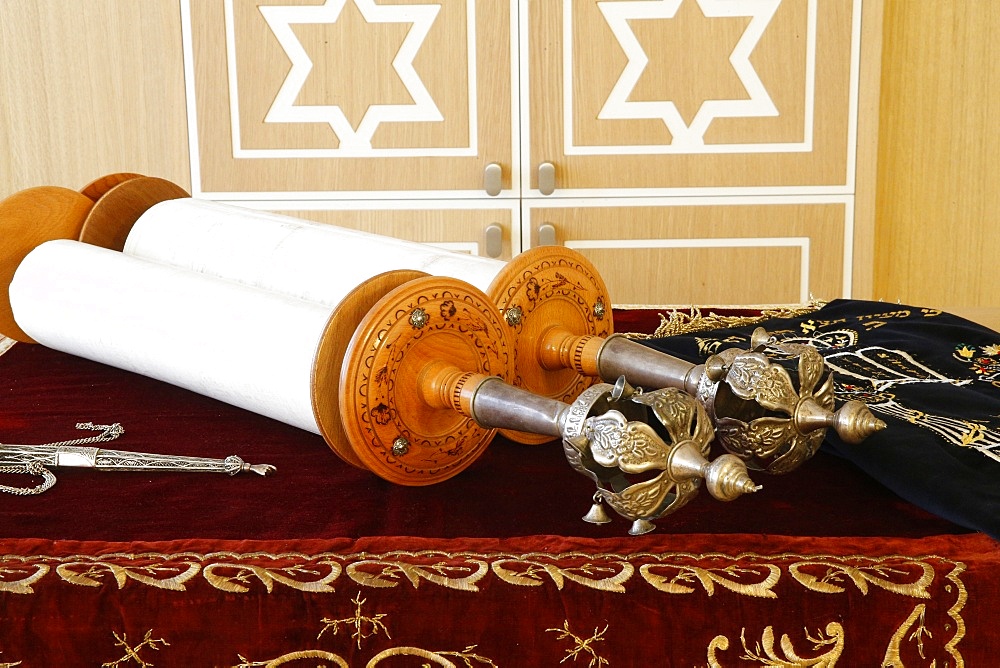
[
  {"x1": 522, "y1": 0, "x2": 883, "y2": 305},
  {"x1": 0, "y1": 0, "x2": 883, "y2": 304}
]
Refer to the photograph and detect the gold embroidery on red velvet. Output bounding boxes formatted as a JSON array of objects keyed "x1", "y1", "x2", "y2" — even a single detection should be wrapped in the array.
[
  {"x1": 491, "y1": 554, "x2": 634, "y2": 592},
  {"x1": 706, "y1": 622, "x2": 845, "y2": 667},
  {"x1": 233, "y1": 650, "x2": 348, "y2": 667},
  {"x1": 547, "y1": 620, "x2": 609, "y2": 668},
  {"x1": 788, "y1": 558, "x2": 935, "y2": 597},
  {"x1": 943, "y1": 560, "x2": 968, "y2": 666},
  {"x1": 318, "y1": 592, "x2": 391, "y2": 650},
  {"x1": 883, "y1": 604, "x2": 931, "y2": 665},
  {"x1": 367, "y1": 646, "x2": 497, "y2": 666},
  {"x1": 101, "y1": 629, "x2": 169, "y2": 667},
  {"x1": 345, "y1": 552, "x2": 489, "y2": 591},
  {"x1": 203, "y1": 557, "x2": 342, "y2": 593},
  {"x1": 638, "y1": 561, "x2": 781, "y2": 597},
  {"x1": 56, "y1": 557, "x2": 201, "y2": 591}
]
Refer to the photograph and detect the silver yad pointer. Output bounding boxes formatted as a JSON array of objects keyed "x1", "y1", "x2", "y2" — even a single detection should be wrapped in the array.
[{"x1": 0, "y1": 422, "x2": 275, "y2": 495}]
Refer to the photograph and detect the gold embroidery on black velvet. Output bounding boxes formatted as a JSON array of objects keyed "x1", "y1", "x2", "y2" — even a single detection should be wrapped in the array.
[
  {"x1": 547, "y1": 620, "x2": 609, "y2": 668},
  {"x1": 101, "y1": 629, "x2": 169, "y2": 668},
  {"x1": 318, "y1": 592, "x2": 391, "y2": 650},
  {"x1": 706, "y1": 622, "x2": 845, "y2": 667}
]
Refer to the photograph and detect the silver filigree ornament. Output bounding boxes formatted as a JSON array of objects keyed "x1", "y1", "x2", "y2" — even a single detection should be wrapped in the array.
[
  {"x1": 0, "y1": 422, "x2": 275, "y2": 495},
  {"x1": 699, "y1": 328, "x2": 886, "y2": 475},
  {"x1": 561, "y1": 382, "x2": 760, "y2": 535}
]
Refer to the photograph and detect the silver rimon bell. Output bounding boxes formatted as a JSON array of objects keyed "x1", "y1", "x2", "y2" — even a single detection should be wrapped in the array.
[
  {"x1": 698, "y1": 328, "x2": 886, "y2": 474},
  {"x1": 562, "y1": 379, "x2": 761, "y2": 535},
  {"x1": 582, "y1": 491, "x2": 613, "y2": 525}
]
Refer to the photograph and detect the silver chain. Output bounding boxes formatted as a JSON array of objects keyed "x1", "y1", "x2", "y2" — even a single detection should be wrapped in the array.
[{"x1": 0, "y1": 423, "x2": 123, "y2": 495}]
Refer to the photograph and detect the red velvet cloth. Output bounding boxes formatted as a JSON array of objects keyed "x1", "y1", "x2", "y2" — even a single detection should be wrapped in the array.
[
  {"x1": 0, "y1": 309, "x2": 996, "y2": 665},
  {"x1": 0, "y1": 341, "x2": 969, "y2": 542}
]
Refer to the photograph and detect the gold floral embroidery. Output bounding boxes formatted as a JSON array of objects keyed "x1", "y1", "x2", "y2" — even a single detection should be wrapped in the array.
[
  {"x1": 622, "y1": 303, "x2": 825, "y2": 339},
  {"x1": 639, "y1": 562, "x2": 780, "y2": 598},
  {"x1": 101, "y1": 629, "x2": 169, "y2": 668},
  {"x1": 491, "y1": 554, "x2": 633, "y2": 592},
  {"x1": 788, "y1": 558, "x2": 935, "y2": 597},
  {"x1": 345, "y1": 552, "x2": 488, "y2": 591},
  {"x1": 366, "y1": 646, "x2": 497, "y2": 667},
  {"x1": 882, "y1": 604, "x2": 931, "y2": 666},
  {"x1": 232, "y1": 612, "x2": 497, "y2": 667},
  {"x1": 0, "y1": 559, "x2": 49, "y2": 594},
  {"x1": 318, "y1": 592, "x2": 391, "y2": 650},
  {"x1": 203, "y1": 557, "x2": 341, "y2": 593},
  {"x1": 56, "y1": 557, "x2": 201, "y2": 592},
  {"x1": 706, "y1": 622, "x2": 844, "y2": 667},
  {"x1": 943, "y1": 561, "x2": 968, "y2": 665},
  {"x1": 234, "y1": 650, "x2": 348, "y2": 668},
  {"x1": 547, "y1": 621, "x2": 609, "y2": 668}
]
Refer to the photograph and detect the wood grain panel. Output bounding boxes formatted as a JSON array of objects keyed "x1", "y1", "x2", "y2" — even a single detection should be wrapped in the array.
[
  {"x1": 527, "y1": 202, "x2": 848, "y2": 306},
  {"x1": 528, "y1": 0, "x2": 857, "y2": 190},
  {"x1": 875, "y1": 2, "x2": 1000, "y2": 306},
  {"x1": 188, "y1": 0, "x2": 512, "y2": 195},
  {"x1": 269, "y1": 205, "x2": 516, "y2": 259},
  {"x1": 0, "y1": 0, "x2": 190, "y2": 195}
]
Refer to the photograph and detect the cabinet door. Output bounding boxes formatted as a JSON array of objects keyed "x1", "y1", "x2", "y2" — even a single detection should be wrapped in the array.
[
  {"x1": 184, "y1": 0, "x2": 515, "y2": 198},
  {"x1": 260, "y1": 201, "x2": 520, "y2": 259},
  {"x1": 526, "y1": 199, "x2": 851, "y2": 306},
  {"x1": 525, "y1": 0, "x2": 862, "y2": 194}
]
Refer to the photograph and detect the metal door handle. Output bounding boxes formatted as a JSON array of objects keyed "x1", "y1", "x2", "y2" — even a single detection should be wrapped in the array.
[
  {"x1": 484, "y1": 224, "x2": 503, "y2": 258},
  {"x1": 538, "y1": 223, "x2": 556, "y2": 246},
  {"x1": 484, "y1": 163, "x2": 502, "y2": 197},
  {"x1": 538, "y1": 162, "x2": 555, "y2": 196}
]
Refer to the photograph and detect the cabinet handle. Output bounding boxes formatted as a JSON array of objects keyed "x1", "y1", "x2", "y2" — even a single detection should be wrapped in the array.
[
  {"x1": 484, "y1": 224, "x2": 503, "y2": 258},
  {"x1": 537, "y1": 223, "x2": 557, "y2": 247},
  {"x1": 483, "y1": 163, "x2": 502, "y2": 197},
  {"x1": 538, "y1": 162, "x2": 556, "y2": 196}
]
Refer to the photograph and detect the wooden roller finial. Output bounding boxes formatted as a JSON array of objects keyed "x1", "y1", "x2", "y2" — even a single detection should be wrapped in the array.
[
  {"x1": 487, "y1": 246, "x2": 614, "y2": 444},
  {"x1": 0, "y1": 186, "x2": 96, "y2": 342},
  {"x1": 340, "y1": 276, "x2": 514, "y2": 486}
]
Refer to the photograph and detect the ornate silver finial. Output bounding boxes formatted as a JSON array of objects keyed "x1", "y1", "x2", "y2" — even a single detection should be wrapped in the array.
[
  {"x1": 561, "y1": 384, "x2": 759, "y2": 535},
  {"x1": 697, "y1": 328, "x2": 886, "y2": 474}
]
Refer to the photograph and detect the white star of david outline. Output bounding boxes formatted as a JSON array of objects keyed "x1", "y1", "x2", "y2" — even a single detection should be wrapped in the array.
[
  {"x1": 259, "y1": 0, "x2": 442, "y2": 152},
  {"x1": 597, "y1": 0, "x2": 780, "y2": 150}
]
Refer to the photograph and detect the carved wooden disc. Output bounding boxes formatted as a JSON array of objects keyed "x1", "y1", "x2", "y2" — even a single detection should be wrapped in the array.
[
  {"x1": 78, "y1": 176, "x2": 189, "y2": 251},
  {"x1": 0, "y1": 186, "x2": 95, "y2": 342},
  {"x1": 312, "y1": 270, "x2": 428, "y2": 469},
  {"x1": 79, "y1": 172, "x2": 144, "y2": 201},
  {"x1": 488, "y1": 246, "x2": 615, "y2": 444},
  {"x1": 340, "y1": 276, "x2": 513, "y2": 485}
]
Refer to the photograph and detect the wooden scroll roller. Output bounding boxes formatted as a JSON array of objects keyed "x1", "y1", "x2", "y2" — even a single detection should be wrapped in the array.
[{"x1": 44, "y1": 173, "x2": 885, "y2": 473}]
